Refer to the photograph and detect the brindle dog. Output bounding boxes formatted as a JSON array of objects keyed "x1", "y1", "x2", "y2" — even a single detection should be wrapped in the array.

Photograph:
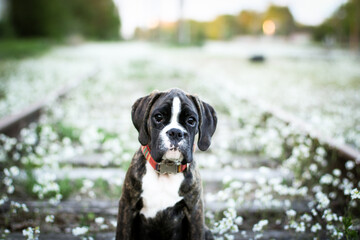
[{"x1": 116, "y1": 89, "x2": 217, "y2": 240}]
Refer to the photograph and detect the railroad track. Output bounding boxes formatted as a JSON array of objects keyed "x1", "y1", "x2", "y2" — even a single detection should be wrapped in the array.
[
  {"x1": 1, "y1": 67, "x2": 359, "y2": 239},
  {"x1": 0, "y1": 70, "x2": 98, "y2": 138},
  {"x1": 246, "y1": 95, "x2": 360, "y2": 161}
]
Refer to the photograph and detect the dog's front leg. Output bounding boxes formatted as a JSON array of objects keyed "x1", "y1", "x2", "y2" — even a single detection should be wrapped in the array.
[
  {"x1": 185, "y1": 198, "x2": 209, "y2": 240},
  {"x1": 182, "y1": 172, "x2": 214, "y2": 240},
  {"x1": 116, "y1": 196, "x2": 134, "y2": 240},
  {"x1": 116, "y1": 151, "x2": 145, "y2": 240}
]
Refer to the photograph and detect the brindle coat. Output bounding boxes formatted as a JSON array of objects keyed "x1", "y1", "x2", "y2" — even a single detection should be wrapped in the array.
[{"x1": 116, "y1": 89, "x2": 216, "y2": 240}]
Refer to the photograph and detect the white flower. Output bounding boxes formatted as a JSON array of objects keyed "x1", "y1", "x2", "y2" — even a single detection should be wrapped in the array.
[
  {"x1": 295, "y1": 222, "x2": 305, "y2": 232},
  {"x1": 341, "y1": 178, "x2": 354, "y2": 195},
  {"x1": 329, "y1": 192, "x2": 337, "y2": 199},
  {"x1": 312, "y1": 185, "x2": 322, "y2": 193},
  {"x1": 311, "y1": 223, "x2": 322, "y2": 233},
  {"x1": 212, "y1": 208, "x2": 239, "y2": 235},
  {"x1": 286, "y1": 209, "x2": 296, "y2": 218},
  {"x1": 254, "y1": 233, "x2": 263, "y2": 240},
  {"x1": 315, "y1": 192, "x2": 330, "y2": 209},
  {"x1": 253, "y1": 219, "x2": 268, "y2": 232},
  {"x1": 351, "y1": 188, "x2": 360, "y2": 200},
  {"x1": 45, "y1": 215, "x2": 54, "y2": 223},
  {"x1": 22, "y1": 227, "x2": 33, "y2": 238},
  {"x1": 235, "y1": 216, "x2": 243, "y2": 225},
  {"x1": 22, "y1": 227, "x2": 40, "y2": 240},
  {"x1": 326, "y1": 224, "x2": 334, "y2": 231},
  {"x1": 81, "y1": 179, "x2": 94, "y2": 193},
  {"x1": 88, "y1": 190, "x2": 96, "y2": 198},
  {"x1": 309, "y1": 164, "x2": 318, "y2": 172},
  {"x1": 224, "y1": 233, "x2": 234, "y2": 240},
  {"x1": 95, "y1": 217, "x2": 105, "y2": 225},
  {"x1": 10, "y1": 166, "x2": 20, "y2": 176},
  {"x1": 3, "y1": 177, "x2": 12, "y2": 186},
  {"x1": 7, "y1": 185, "x2": 14, "y2": 194},
  {"x1": 316, "y1": 147, "x2": 326, "y2": 156},
  {"x1": 0, "y1": 196, "x2": 8, "y2": 206},
  {"x1": 100, "y1": 224, "x2": 109, "y2": 230},
  {"x1": 300, "y1": 213, "x2": 312, "y2": 222},
  {"x1": 323, "y1": 209, "x2": 338, "y2": 222},
  {"x1": 72, "y1": 226, "x2": 88, "y2": 236},
  {"x1": 110, "y1": 220, "x2": 117, "y2": 227},
  {"x1": 345, "y1": 160, "x2": 355, "y2": 170},
  {"x1": 21, "y1": 203, "x2": 29, "y2": 212},
  {"x1": 332, "y1": 169, "x2": 341, "y2": 177},
  {"x1": 320, "y1": 174, "x2": 333, "y2": 185},
  {"x1": 332, "y1": 179, "x2": 340, "y2": 187}
]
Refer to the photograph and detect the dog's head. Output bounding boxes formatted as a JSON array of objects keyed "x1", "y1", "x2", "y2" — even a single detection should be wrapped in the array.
[{"x1": 132, "y1": 88, "x2": 217, "y2": 164}]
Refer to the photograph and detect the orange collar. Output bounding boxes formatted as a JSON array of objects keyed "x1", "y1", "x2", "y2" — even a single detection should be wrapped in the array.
[{"x1": 141, "y1": 145, "x2": 188, "y2": 174}]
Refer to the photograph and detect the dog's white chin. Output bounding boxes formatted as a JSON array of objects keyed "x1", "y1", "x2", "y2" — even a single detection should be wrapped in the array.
[{"x1": 162, "y1": 149, "x2": 183, "y2": 162}]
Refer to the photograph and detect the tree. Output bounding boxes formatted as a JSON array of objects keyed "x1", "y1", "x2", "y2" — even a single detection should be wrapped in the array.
[
  {"x1": 205, "y1": 15, "x2": 237, "y2": 40},
  {"x1": 8, "y1": 0, "x2": 121, "y2": 40},
  {"x1": 236, "y1": 10, "x2": 262, "y2": 35},
  {"x1": 263, "y1": 5, "x2": 295, "y2": 35},
  {"x1": 312, "y1": 0, "x2": 360, "y2": 48}
]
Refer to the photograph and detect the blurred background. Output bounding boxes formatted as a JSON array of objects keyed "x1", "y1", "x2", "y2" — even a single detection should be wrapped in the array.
[
  {"x1": 1, "y1": 0, "x2": 360, "y2": 239},
  {"x1": 0, "y1": 0, "x2": 359, "y2": 47}
]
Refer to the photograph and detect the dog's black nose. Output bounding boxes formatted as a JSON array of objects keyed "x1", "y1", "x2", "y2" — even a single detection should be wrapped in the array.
[{"x1": 166, "y1": 128, "x2": 184, "y2": 142}]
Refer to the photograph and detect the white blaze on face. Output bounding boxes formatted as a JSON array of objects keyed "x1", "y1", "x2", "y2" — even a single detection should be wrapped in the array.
[
  {"x1": 160, "y1": 97, "x2": 186, "y2": 161},
  {"x1": 172, "y1": 97, "x2": 181, "y2": 121}
]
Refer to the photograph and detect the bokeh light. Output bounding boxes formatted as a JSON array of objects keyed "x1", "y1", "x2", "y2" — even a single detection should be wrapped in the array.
[{"x1": 262, "y1": 20, "x2": 276, "y2": 35}]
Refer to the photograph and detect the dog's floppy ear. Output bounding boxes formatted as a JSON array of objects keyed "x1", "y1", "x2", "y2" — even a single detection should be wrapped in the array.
[
  {"x1": 189, "y1": 95, "x2": 217, "y2": 151},
  {"x1": 132, "y1": 91, "x2": 163, "y2": 146}
]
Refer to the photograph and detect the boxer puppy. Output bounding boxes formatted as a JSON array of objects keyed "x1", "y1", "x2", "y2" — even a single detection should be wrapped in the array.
[{"x1": 116, "y1": 88, "x2": 217, "y2": 240}]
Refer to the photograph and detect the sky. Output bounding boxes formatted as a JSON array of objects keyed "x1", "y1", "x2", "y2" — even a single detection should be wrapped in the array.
[{"x1": 116, "y1": 0, "x2": 348, "y2": 38}]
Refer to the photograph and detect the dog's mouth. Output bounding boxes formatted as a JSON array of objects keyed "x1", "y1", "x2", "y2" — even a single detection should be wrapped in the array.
[{"x1": 162, "y1": 147, "x2": 184, "y2": 163}]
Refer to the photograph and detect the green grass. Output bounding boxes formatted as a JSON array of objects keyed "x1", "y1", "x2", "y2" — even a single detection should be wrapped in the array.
[{"x1": 0, "y1": 39, "x2": 54, "y2": 59}]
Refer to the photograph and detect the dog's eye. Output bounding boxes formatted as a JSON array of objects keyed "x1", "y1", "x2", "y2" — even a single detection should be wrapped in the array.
[
  {"x1": 187, "y1": 117, "x2": 196, "y2": 127},
  {"x1": 154, "y1": 114, "x2": 164, "y2": 123}
]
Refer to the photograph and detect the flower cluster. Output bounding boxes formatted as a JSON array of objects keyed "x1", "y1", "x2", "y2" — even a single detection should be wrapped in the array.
[
  {"x1": 32, "y1": 172, "x2": 62, "y2": 205},
  {"x1": 351, "y1": 188, "x2": 360, "y2": 200},
  {"x1": 211, "y1": 208, "x2": 242, "y2": 240},
  {"x1": 1, "y1": 42, "x2": 360, "y2": 239},
  {"x1": 72, "y1": 226, "x2": 89, "y2": 236},
  {"x1": 22, "y1": 227, "x2": 40, "y2": 240},
  {"x1": 252, "y1": 219, "x2": 268, "y2": 239}
]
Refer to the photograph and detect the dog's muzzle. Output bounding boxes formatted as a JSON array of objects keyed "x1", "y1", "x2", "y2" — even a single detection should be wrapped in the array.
[
  {"x1": 141, "y1": 145, "x2": 188, "y2": 174},
  {"x1": 162, "y1": 148, "x2": 184, "y2": 162}
]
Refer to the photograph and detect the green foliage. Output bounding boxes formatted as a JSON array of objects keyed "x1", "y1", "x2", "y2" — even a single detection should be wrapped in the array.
[
  {"x1": 0, "y1": 39, "x2": 53, "y2": 59},
  {"x1": 79, "y1": 212, "x2": 95, "y2": 226},
  {"x1": 67, "y1": 0, "x2": 121, "y2": 40},
  {"x1": 58, "y1": 178, "x2": 83, "y2": 200},
  {"x1": 93, "y1": 178, "x2": 122, "y2": 198},
  {"x1": 205, "y1": 15, "x2": 238, "y2": 40},
  {"x1": 97, "y1": 128, "x2": 118, "y2": 143},
  {"x1": 263, "y1": 5, "x2": 295, "y2": 35},
  {"x1": 23, "y1": 171, "x2": 38, "y2": 199},
  {"x1": 312, "y1": 0, "x2": 360, "y2": 44},
  {"x1": 236, "y1": 10, "x2": 263, "y2": 35},
  {"x1": 54, "y1": 122, "x2": 81, "y2": 143},
  {"x1": 342, "y1": 216, "x2": 358, "y2": 240},
  {"x1": 187, "y1": 20, "x2": 206, "y2": 46},
  {"x1": 0, "y1": 3, "x2": 15, "y2": 39},
  {"x1": 9, "y1": 0, "x2": 121, "y2": 40},
  {"x1": 134, "y1": 4, "x2": 296, "y2": 43},
  {"x1": 10, "y1": 0, "x2": 71, "y2": 38}
]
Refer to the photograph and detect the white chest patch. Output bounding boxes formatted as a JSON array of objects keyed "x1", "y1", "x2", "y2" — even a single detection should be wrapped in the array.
[{"x1": 140, "y1": 162, "x2": 184, "y2": 219}]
